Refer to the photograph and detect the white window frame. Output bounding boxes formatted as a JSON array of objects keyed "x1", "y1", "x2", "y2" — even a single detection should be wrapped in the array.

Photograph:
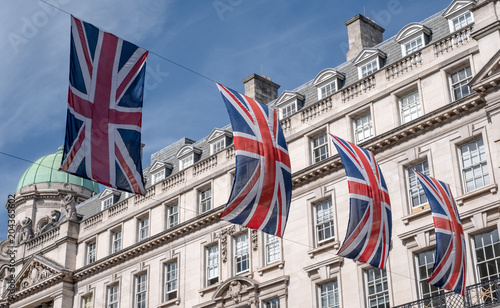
[
  {"x1": 311, "y1": 133, "x2": 329, "y2": 164},
  {"x1": 264, "y1": 298, "x2": 281, "y2": 308},
  {"x1": 102, "y1": 196, "x2": 114, "y2": 210},
  {"x1": 152, "y1": 169, "x2": 166, "y2": 184},
  {"x1": 359, "y1": 59, "x2": 379, "y2": 78},
  {"x1": 167, "y1": 204, "x2": 178, "y2": 229},
  {"x1": 399, "y1": 90, "x2": 423, "y2": 124},
  {"x1": 472, "y1": 229, "x2": 500, "y2": 282},
  {"x1": 459, "y1": 137, "x2": 490, "y2": 193},
  {"x1": 265, "y1": 234, "x2": 280, "y2": 264},
  {"x1": 199, "y1": 188, "x2": 212, "y2": 213},
  {"x1": 314, "y1": 199, "x2": 335, "y2": 245},
  {"x1": 318, "y1": 280, "x2": 340, "y2": 308},
  {"x1": 206, "y1": 244, "x2": 219, "y2": 286},
  {"x1": 364, "y1": 268, "x2": 390, "y2": 308},
  {"x1": 234, "y1": 233, "x2": 249, "y2": 274},
  {"x1": 404, "y1": 36, "x2": 424, "y2": 55},
  {"x1": 82, "y1": 294, "x2": 93, "y2": 308},
  {"x1": 180, "y1": 155, "x2": 194, "y2": 170},
  {"x1": 135, "y1": 273, "x2": 147, "y2": 308},
  {"x1": 164, "y1": 261, "x2": 178, "y2": 302},
  {"x1": 353, "y1": 112, "x2": 373, "y2": 144},
  {"x1": 111, "y1": 229, "x2": 122, "y2": 254},
  {"x1": 279, "y1": 101, "x2": 298, "y2": 120},
  {"x1": 406, "y1": 160, "x2": 430, "y2": 210},
  {"x1": 319, "y1": 81, "x2": 337, "y2": 99},
  {"x1": 449, "y1": 65, "x2": 473, "y2": 102},
  {"x1": 451, "y1": 11, "x2": 474, "y2": 32},
  {"x1": 86, "y1": 241, "x2": 96, "y2": 265},
  {"x1": 138, "y1": 216, "x2": 149, "y2": 241},
  {"x1": 106, "y1": 284, "x2": 119, "y2": 308},
  {"x1": 415, "y1": 250, "x2": 444, "y2": 300},
  {"x1": 210, "y1": 138, "x2": 226, "y2": 155}
]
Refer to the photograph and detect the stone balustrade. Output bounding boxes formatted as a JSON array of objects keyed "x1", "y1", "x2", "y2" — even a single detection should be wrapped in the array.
[
  {"x1": 434, "y1": 25, "x2": 473, "y2": 57},
  {"x1": 341, "y1": 75, "x2": 376, "y2": 103},
  {"x1": 385, "y1": 51, "x2": 423, "y2": 81},
  {"x1": 193, "y1": 156, "x2": 217, "y2": 176},
  {"x1": 300, "y1": 96, "x2": 333, "y2": 123},
  {"x1": 26, "y1": 227, "x2": 60, "y2": 251}
]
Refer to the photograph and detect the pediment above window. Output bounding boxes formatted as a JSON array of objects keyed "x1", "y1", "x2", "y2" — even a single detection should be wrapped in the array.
[
  {"x1": 395, "y1": 23, "x2": 431, "y2": 43},
  {"x1": 275, "y1": 91, "x2": 305, "y2": 107},
  {"x1": 442, "y1": 0, "x2": 476, "y2": 19},
  {"x1": 207, "y1": 128, "x2": 232, "y2": 143},
  {"x1": 313, "y1": 69, "x2": 345, "y2": 87},
  {"x1": 212, "y1": 277, "x2": 258, "y2": 304},
  {"x1": 352, "y1": 48, "x2": 386, "y2": 66},
  {"x1": 99, "y1": 187, "x2": 121, "y2": 200},
  {"x1": 149, "y1": 161, "x2": 173, "y2": 174},
  {"x1": 176, "y1": 145, "x2": 202, "y2": 158},
  {"x1": 313, "y1": 69, "x2": 345, "y2": 99},
  {"x1": 470, "y1": 49, "x2": 500, "y2": 94},
  {"x1": 275, "y1": 91, "x2": 304, "y2": 120},
  {"x1": 207, "y1": 128, "x2": 232, "y2": 155},
  {"x1": 13, "y1": 255, "x2": 69, "y2": 295}
]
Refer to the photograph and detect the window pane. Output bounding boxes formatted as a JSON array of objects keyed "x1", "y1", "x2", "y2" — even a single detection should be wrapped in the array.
[{"x1": 460, "y1": 138, "x2": 488, "y2": 192}]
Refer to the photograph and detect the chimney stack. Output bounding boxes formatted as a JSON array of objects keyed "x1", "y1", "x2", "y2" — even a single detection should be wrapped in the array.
[
  {"x1": 344, "y1": 14, "x2": 385, "y2": 61},
  {"x1": 242, "y1": 74, "x2": 280, "y2": 105}
]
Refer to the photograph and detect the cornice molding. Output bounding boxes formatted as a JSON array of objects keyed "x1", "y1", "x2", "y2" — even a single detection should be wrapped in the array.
[{"x1": 292, "y1": 94, "x2": 485, "y2": 187}]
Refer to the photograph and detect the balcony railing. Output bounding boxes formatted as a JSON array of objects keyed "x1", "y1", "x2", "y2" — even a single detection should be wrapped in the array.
[{"x1": 393, "y1": 278, "x2": 500, "y2": 308}]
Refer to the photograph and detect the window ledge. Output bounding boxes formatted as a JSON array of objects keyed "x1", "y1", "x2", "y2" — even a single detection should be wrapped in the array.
[
  {"x1": 456, "y1": 183, "x2": 498, "y2": 206},
  {"x1": 307, "y1": 240, "x2": 339, "y2": 259},
  {"x1": 402, "y1": 204, "x2": 431, "y2": 225},
  {"x1": 199, "y1": 283, "x2": 219, "y2": 297},
  {"x1": 257, "y1": 261, "x2": 285, "y2": 276},
  {"x1": 158, "y1": 298, "x2": 180, "y2": 307}
]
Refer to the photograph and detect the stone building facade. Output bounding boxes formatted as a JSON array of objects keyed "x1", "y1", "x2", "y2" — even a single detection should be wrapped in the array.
[{"x1": 1, "y1": 0, "x2": 500, "y2": 307}]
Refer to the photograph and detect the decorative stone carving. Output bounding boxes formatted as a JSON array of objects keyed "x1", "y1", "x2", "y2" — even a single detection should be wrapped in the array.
[
  {"x1": 17, "y1": 260, "x2": 57, "y2": 290},
  {"x1": 227, "y1": 280, "x2": 246, "y2": 303},
  {"x1": 214, "y1": 225, "x2": 235, "y2": 263},
  {"x1": 251, "y1": 229, "x2": 258, "y2": 251},
  {"x1": 17, "y1": 217, "x2": 34, "y2": 244},
  {"x1": 62, "y1": 194, "x2": 77, "y2": 221},
  {"x1": 38, "y1": 210, "x2": 61, "y2": 234}
]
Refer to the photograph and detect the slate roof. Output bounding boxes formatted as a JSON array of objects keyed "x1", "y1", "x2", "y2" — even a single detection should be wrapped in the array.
[
  {"x1": 270, "y1": 9, "x2": 450, "y2": 112},
  {"x1": 76, "y1": 8, "x2": 457, "y2": 220}
]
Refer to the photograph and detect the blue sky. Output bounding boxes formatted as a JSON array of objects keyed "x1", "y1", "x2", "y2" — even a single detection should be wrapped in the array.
[{"x1": 0, "y1": 0, "x2": 449, "y2": 238}]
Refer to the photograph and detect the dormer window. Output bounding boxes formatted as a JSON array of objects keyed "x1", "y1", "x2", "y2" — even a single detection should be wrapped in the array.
[
  {"x1": 102, "y1": 196, "x2": 113, "y2": 209},
  {"x1": 149, "y1": 162, "x2": 173, "y2": 185},
  {"x1": 313, "y1": 69, "x2": 345, "y2": 100},
  {"x1": 99, "y1": 188, "x2": 121, "y2": 210},
  {"x1": 443, "y1": 0, "x2": 475, "y2": 33},
  {"x1": 353, "y1": 49, "x2": 386, "y2": 79},
  {"x1": 360, "y1": 59, "x2": 378, "y2": 78},
  {"x1": 452, "y1": 11, "x2": 473, "y2": 31},
  {"x1": 207, "y1": 128, "x2": 233, "y2": 155},
  {"x1": 275, "y1": 91, "x2": 305, "y2": 120},
  {"x1": 180, "y1": 155, "x2": 193, "y2": 170},
  {"x1": 152, "y1": 169, "x2": 165, "y2": 184},
  {"x1": 396, "y1": 23, "x2": 431, "y2": 56},
  {"x1": 176, "y1": 145, "x2": 202, "y2": 170}
]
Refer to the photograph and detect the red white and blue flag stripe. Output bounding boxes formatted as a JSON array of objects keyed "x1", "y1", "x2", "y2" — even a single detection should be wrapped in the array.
[
  {"x1": 216, "y1": 84, "x2": 292, "y2": 237},
  {"x1": 60, "y1": 16, "x2": 148, "y2": 195},
  {"x1": 415, "y1": 171, "x2": 466, "y2": 295},
  {"x1": 329, "y1": 134, "x2": 392, "y2": 269}
]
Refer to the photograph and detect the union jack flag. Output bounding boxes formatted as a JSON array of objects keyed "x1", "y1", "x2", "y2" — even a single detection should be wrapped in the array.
[
  {"x1": 60, "y1": 16, "x2": 148, "y2": 195},
  {"x1": 415, "y1": 171, "x2": 466, "y2": 295},
  {"x1": 329, "y1": 134, "x2": 392, "y2": 269},
  {"x1": 216, "y1": 84, "x2": 292, "y2": 237}
]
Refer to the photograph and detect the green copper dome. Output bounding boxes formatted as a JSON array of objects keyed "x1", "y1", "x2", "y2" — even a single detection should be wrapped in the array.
[{"x1": 16, "y1": 146, "x2": 100, "y2": 193}]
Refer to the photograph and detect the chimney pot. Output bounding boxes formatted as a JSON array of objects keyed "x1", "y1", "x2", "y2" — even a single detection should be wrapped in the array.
[{"x1": 242, "y1": 73, "x2": 280, "y2": 105}]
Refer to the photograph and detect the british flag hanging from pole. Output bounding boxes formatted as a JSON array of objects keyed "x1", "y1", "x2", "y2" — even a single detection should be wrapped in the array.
[
  {"x1": 60, "y1": 15, "x2": 148, "y2": 195},
  {"x1": 415, "y1": 171, "x2": 466, "y2": 295},
  {"x1": 329, "y1": 134, "x2": 392, "y2": 269},
  {"x1": 216, "y1": 83, "x2": 292, "y2": 237}
]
